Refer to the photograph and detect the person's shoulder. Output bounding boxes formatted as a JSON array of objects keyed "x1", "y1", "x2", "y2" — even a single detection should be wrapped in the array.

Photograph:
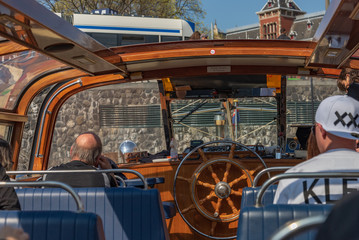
[
  {"x1": 47, "y1": 165, "x2": 61, "y2": 170},
  {"x1": 286, "y1": 155, "x2": 324, "y2": 172},
  {"x1": 287, "y1": 149, "x2": 358, "y2": 172},
  {"x1": 48, "y1": 161, "x2": 77, "y2": 170},
  {"x1": 325, "y1": 148, "x2": 359, "y2": 157},
  {"x1": 0, "y1": 166, "x2": 8, "y2": 180},
  {"x1": 326, "y1": 94, "x2": 358, "y2": 104}
]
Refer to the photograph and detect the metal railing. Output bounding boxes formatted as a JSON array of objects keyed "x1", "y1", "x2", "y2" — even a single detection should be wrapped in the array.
[
  {"x1": 0, "y1": 181, "x2": 84, "y2": 212},
  {"x1": 270, "y1": 215, "x2": 327, "y2": 240},
  {"x1": 8, "y1": 169, "x2": 148, "y2": 189},
  {"x1": 253, "y1": 166, "x2": 291, "y2": 187}
]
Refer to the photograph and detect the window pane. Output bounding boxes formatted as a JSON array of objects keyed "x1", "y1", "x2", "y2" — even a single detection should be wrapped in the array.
[
  {"x1": 161, "y1": 36, "x2": 182, "y2": 42},
  {"x1": 0, "y1": 51, "x2": 65, "y2": 110},
  {"x1": 0, "y1": 123, "x2": 12, "y2": 142},
  {"x1": 120, "y1": 34, "x2": 158, "y2": 45},
  {"x1": 87, "y1": 33, "x2": 118, "y2": 47}
]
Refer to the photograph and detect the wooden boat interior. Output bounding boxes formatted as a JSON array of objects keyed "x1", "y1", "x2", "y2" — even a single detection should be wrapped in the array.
[{"x1": 0, "y1": 0, "x2": 358, "y2": 239}]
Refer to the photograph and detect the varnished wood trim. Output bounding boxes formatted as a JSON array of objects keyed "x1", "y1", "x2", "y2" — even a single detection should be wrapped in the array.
[
  {"x1": 118, "y1": 158, "x2": 305, "y2": 169},
  {"x1": 16, "y1": 69, "x2": 88, "y2": 115},
  {"x1": 111, "y1": 40, "x2": 316, "y2": 54},
  {"x1": 346, "y1": 59, "x2": 359, "y2": 70},
  {"x1": 11, "y1": 122, "x2": 24, "y2": 170},
  {"x1": 109, "y1": 47, "x2": 313, "y2": 63},
  {"x1": 106, "y1": 40, "x2": 316, "y2": 64},
  {"x1": 0, "y1": 112, "x2": 27, "y2": 122},
  {"x1": 319, "y1": 68, "x2": 342, "y2": 76}
]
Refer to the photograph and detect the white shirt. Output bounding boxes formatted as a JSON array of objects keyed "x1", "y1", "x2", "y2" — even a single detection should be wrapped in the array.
[{"x1": 273, "y1": 149, "x2": 359, "y2": 204}]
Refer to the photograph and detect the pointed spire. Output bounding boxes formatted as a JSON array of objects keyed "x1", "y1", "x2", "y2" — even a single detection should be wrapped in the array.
[{"x1": 213, "y1": 20, "x2": 219, "y2": 39}]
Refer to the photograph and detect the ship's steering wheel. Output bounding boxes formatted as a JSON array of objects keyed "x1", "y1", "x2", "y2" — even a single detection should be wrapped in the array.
[{"x1": 173, "y1": 140, "x2": 268, "y2": 239}]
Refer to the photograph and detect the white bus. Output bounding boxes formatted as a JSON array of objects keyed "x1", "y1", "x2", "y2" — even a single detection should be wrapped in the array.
[{"x1": 71, "y1": 12, "x2": 195, "y2": 47}]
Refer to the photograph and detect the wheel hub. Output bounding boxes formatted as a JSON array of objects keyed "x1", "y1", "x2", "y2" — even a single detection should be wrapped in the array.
[{"x1": 214, "y1": 181, "x2": 231, "y2": 199}]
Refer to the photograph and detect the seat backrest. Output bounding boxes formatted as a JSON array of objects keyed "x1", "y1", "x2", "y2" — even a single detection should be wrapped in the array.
[
  {"x1": 16, "y1": 187, "x2": 169, "y2": 240},
  {"x1": 241, "y1": 185, "x2": 278, "y2": 209},
  {"x1": 237, "y1": 204, "x2": 332, "y2": 240},
  {"x1": 0, "y1": 211, "x2": 104, "y2": 240}
]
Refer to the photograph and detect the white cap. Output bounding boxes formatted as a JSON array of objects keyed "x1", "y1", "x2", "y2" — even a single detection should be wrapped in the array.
[{"x1": 315, "y1": 95, "x2": 359, "y2": 140}]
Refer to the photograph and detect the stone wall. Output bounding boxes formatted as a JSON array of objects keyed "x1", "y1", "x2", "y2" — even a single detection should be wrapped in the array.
[{"x1": 18, "y1": 77, "x2": 342, "y2": 170}]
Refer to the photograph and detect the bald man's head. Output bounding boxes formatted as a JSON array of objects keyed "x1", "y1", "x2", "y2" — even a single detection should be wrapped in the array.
[
  {"x1": 76, "y1": 133, "x2": 98, "y2": 149},
  {"x1": 70, "y1": 132, "x2": 102, "y2": 166}
]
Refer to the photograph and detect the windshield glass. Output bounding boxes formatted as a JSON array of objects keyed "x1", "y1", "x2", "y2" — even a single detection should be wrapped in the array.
[
  {"x1": 39, "y1": 75, "x2": 342, "y2": 167},
  {"x1": 0, "y1": 50, "x2": 65, "y2": 110},
  {"x1": 48, "y1": 81, "x2": 167, "y2": 167}
]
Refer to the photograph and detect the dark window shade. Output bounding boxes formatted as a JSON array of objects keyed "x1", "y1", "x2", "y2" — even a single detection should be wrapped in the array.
[
  {"x1": 171, "y1": 102, "x2": 220, "y2": 127},
  {"x1": 99, "y1": 105, "x2": 161, "y2": 128}
]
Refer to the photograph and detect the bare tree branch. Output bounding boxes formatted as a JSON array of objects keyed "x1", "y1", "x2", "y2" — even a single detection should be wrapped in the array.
[{"x1": 38, "y1": 0, "x2": 205, "y2": 27}]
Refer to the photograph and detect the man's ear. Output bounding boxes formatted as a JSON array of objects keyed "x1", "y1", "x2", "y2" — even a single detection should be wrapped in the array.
[
  {"x1": 317, "y1": 123, "x2": 327, "y2": 139},
  {"x1": 94, "y1": 155, "x2": 101, "y2": 167},
  {"x1": 70, "y1": 146, "x2": 73, "y2": 156}
]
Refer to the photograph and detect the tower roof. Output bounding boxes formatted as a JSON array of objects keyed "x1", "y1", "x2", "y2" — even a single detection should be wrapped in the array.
[{"x1": 257, "y1": 0, "x2": 305, "y2": 15}]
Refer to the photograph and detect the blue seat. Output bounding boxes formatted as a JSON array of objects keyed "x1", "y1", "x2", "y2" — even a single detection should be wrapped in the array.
[
  {"x1": 241, "y1": 185, "x2": 278, "y2": 209},
  {"x1": 237, "y1": 204, "x2": 332, "y2": 240},
  {"x1": 0, "y1": 211, "x2": 104, "y2": 240},
  {"x1": 16, "y1": 187, "x2": 175, "y2": 219},
  {"x1": 162, "y1": 201, "x2": 176, "y2": 219},
  {"x1": 16, "y1": 187, "x2": 170, "y2": 240}
]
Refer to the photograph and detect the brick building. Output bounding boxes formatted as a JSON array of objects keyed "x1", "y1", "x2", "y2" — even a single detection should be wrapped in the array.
[{"x1": 226, "y1": 0, "x2": 325, "y2": 41}]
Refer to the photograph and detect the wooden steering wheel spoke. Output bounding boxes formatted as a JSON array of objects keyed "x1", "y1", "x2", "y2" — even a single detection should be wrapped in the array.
[
  {"x1": 229, "y1": 174, "x2": 247, "y2": 187},
  {"x1": 197, "y1": 180, "x2": 215, "y2": 190},
  {"x1": 214, "y1": 198, "x2": 223, "y2": 217},
  {"x1": 198, "y1": 148, "x2": 208, "y2": 162},
  {"x1": 248, "y1": 165, "x2": 263, "y2": 176},
  {"x1": 225, "y1": 197, "x2": 238, "y2": 214},
  {"x1": 208, "y1": 165, "x2": 221, "y2": 184},
  {"x1": 222, "y1": 162, "x2": 232, "y2": 183},
  {"x1": 177, "y1": 176, "x2": 192, "y2": 184},
  {"x1": 228, "y1": 143, "x2": 236, "y2": 160},
  {"x1": 231, "y1": 189, "x2": 243, "y2": 196},
  {"x1": 210, "y1": 221, "x2": 218, "y2": 236},
  {"x1": 199, "y1": 191, "x2": 216, "y2": 204},
  {"x1": 182, "y1": 204, "x2": 196, "y2": 214},
  {"x1": 210, "y1": 200, "x2": 217, "y2": 210}
]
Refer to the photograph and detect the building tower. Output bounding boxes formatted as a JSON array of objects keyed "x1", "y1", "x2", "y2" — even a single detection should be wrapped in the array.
[{"x1": 256, "y1": 0, "x2": 305, "y2": 39}]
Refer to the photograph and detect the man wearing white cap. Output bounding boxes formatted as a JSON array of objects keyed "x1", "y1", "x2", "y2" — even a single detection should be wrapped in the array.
[{"x1": 274, "y1": 95, "x2": 359, "y2": 204}]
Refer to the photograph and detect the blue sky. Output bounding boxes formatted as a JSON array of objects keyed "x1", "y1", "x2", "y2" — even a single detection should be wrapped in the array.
[{"x1": 202, "y1": 0, "x2": 326, "y2": 32}]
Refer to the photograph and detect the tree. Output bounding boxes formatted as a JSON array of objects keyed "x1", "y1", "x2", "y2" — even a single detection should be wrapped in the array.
[{"x1": 37, "y1": 0, "x2": 205, "y2": 25}]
